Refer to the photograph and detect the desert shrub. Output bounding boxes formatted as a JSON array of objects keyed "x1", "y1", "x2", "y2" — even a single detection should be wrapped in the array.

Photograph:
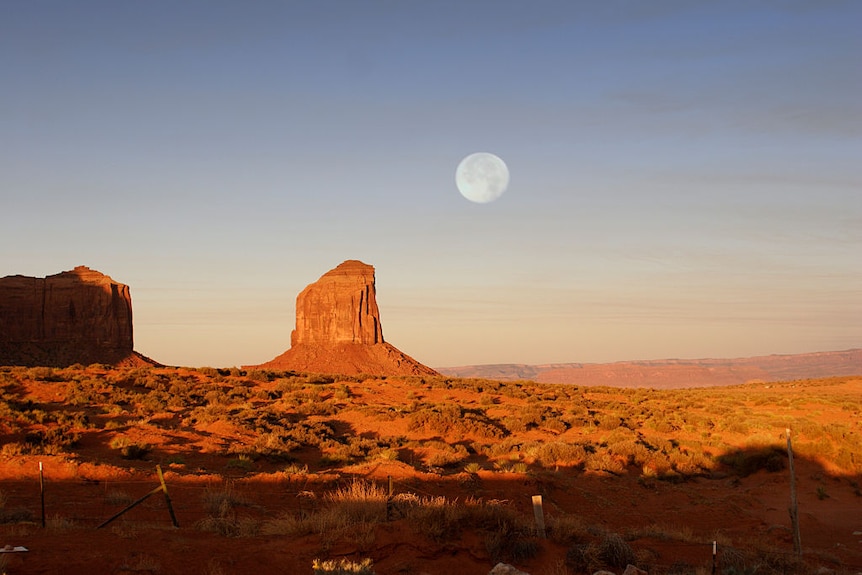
[
  {"x1": 476, "y1": 437, "x2": 523, "y2": 460},
  {"x1": 65, "y1": 378, "x2": 106, "y2": 406},
  {"x1": 28, "y1": 367, "x2": 62, "y2": 382},
  {"x1": 225, "y1": 456, "x2": 254, "y2": 471},
  {"x1": 312, "y1": 558, "x2": 375, "y2": 575},
  {"x1": 607, "y1": 439, "x2": 652, "y2": 466},
  {"x1": 375, "y1": 448, "x2": 400, "y2": 462},
  {"x1": 195, "y1": 481, "x2": 261, "y2": 537},
  {"x1": 547, "y1": 513, "x2": 589, "y2": 544},
  {"x1": 197, "y1": 367, "x2": 220, "y2": 378},
  {"x1": 25, "y1": 427, "x2": 81, "y2": 454},
  {"x1": 274, "y1": 376, "x2": 305, "y2": 393},
  {"x1": 530, "y1": 441, "x2": 587, "y2": 467},
  {"x1": 230, "y1": 431, "x2": 300, "y2": 462},
  {"x1": 104, "y1": 490, "x2": 134, "y2": 506},
  {"x1": 425, "y1": 441, "x2": 469, "y2": 468},
  {"x1": 109, "y1": 436, "x2": 150, "y2": 460},
  {"x1": 282, "y1": 462, "x2": 308, "y2": 475},
  {"x1": 718, "y1": 446, "x2": 785, "y2": 477},
  {"x1": 596, "y1": 532, "x2": 637, "y2": 570},
  {"x1": 263, "y1": 483, "x2": 386, "y2": 545},
  {"x1": 245, "y1": 369, "x2": 273, "y2": 382},
  {"x1": 409, "y1": 497, "x2": 463, "y2": 542},
  {"x1": 0, "y1": 504, "x2": 35, "y2": 524},
  {"x1": 408, "y1": 403, "x2": 505, "y2": 439},
  {"x1": 202, "y1": 482, "x2": 250, "y2": 514},
  {"x1": 542, "y1": 417, "x2": 568, "y2": 434},
  {"x1": 584, "y1": 452, "x2": 626, "y2": 474},
  {"x1": 0, "y1": 442, "x2": 26, "y2": 457},
  {"x1": 196, "y1": 513, "x2": 259, "y2": 537},
  {"x1": 566, "y1": 543, "x2": 597, "y2": 573},
  {"x1": 596, "y1": 413, "x2": 623, "y2": 430},
  {"x1": 137, "y1": 391, "x2": 169, "y2": 415},
  {"x1": 485, "y1": 521, "x2": 538, "y2": 563},
  {"x1": 323, "y1": 481, "x2": 388, "y2": 525},
  {"x1": 668, "y1": 448, "x2": 714, "y2": 475},
  {"x1": 469, "y1": 502, "x2": 537, "y2": 562},
  {"x1": 297, "y1": 399, "x2": 338, "y2": 416}
]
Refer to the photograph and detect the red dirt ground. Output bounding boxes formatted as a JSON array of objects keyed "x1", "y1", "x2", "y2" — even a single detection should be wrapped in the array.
[{"x1": 0, "y1": 369, "x2": 860, "y2": 575}]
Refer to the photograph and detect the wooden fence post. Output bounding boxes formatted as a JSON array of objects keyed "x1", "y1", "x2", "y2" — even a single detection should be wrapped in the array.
[
  {"x1": 531, "y1": 495, "x2": 546, "y2": 538},
  {"x1": 786, "y1": 428, "x2": 802, "y2": 557},
  {"x1": 39, "y1": 461, "x2": 45, "y2": 528}
]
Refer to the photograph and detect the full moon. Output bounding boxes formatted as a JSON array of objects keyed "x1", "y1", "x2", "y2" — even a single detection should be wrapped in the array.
[{"x1": 455, "y1": 152, "x2": 509, "y2": 203}]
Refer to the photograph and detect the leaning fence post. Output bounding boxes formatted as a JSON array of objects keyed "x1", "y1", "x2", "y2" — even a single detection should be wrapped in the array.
[
  {"x1": 97, "y1": 466, "x2": 179, "y2": 529},
  {"x1": 712, "y1": 541, "x2": 717, "y2": 575},
  {"x1": 157, "y1": 465, "x2": 179, "y2": 528},
  {"x1": 97, "y1": 485, "x2": 162, "y2": 528},
  {"x1": 531, "y1": 495, "x2": 546, "y2": 538}
]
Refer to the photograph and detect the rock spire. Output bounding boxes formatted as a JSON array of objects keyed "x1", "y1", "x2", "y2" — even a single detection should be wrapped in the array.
[{"x1": 254, "y1": 260, "x2": 436, "y2": 376}]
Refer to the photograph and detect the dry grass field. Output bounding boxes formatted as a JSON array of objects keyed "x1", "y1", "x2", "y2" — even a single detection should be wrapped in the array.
[{"x1": 0, "y1": 365, "x2": 860, "y2": 574}]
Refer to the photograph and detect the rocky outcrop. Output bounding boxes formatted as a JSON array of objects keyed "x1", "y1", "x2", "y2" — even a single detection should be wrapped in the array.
[
  {"x1": 0, "y1": 266, "x2": 155, "y2": 367},
  {"x1": 254, "y1": 260, "x2": 436, "y2": 376},
  {"x1": 291, "y1": 260, "x2": 383, "y2": 346}
]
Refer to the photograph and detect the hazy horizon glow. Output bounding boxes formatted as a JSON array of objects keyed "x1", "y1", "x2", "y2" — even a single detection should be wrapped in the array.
[{"x1": 2, "y1": 2, "x2": 860, "y2": 368}]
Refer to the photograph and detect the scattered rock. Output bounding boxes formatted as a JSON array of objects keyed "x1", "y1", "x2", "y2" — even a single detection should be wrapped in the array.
[
  {"x1": 488, "y1": 563, "x2": 530, "y2": 575},
  {"x1": 253, "y1": 260, "x2": 437, "y2": 376},
  {"x1": 592, "y1": 571, "x2": 617, "y2": 575},
  {"x1": 0, "y1": 266, "x2": 156, "y2": 367},
  {"x1": 622, "y1": 565, "x2": 648, "y2": 575}
]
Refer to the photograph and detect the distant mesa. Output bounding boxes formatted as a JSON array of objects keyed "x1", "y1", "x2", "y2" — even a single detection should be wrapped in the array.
[
  {"x1": 0, "y1": 266, "x2": 157, "y2": 368},
  {"x1": 437, "y1": 348, "x2": 862, "y2": 389},
  {"x1": 252, "y1": 260, "x2": 437, "y2": 376}
]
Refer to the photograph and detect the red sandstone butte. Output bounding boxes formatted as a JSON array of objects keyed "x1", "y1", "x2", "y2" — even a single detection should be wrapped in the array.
[
  {"x1": 0, "y1": 266, "x2": 156, "y2": 367},
  {"x1": 255, "y1": 260, "x2": 436, "y2": 376}
]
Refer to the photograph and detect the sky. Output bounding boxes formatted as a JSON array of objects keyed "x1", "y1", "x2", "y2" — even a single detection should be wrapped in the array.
[{"x1": 2, "y1": 1, "x2": 860, "y2": 368}]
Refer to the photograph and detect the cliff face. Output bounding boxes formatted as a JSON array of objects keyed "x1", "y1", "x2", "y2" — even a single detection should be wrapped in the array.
[
  {"x1": 291, "y1": 260, "x2": 383, "y2": 346},
  {"x1": 0, "y1": 266, "x2": 154, "y2": 367},
  {"x1": 255, "y1": 260, "x2": 436, "y2": 377}
]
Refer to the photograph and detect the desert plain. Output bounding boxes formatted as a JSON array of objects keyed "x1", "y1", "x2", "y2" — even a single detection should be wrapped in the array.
[{"x1": 0, "y1": 365, "x2": 860, "y2": 575}]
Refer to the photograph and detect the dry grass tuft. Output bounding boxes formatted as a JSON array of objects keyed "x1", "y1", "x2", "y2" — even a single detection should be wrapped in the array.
[{"x1": 312, "y1": 557, "x2": 375, "y2": 575}]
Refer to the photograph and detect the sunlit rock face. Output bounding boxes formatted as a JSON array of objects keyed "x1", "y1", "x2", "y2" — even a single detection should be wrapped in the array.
[
  {"x1": 291, "y1": 260, "x2": 383, "y2": 346},
  {"x1": 255, "y1": 260, "x2": 436, "y2": 377},
  {"x1": 0, "y1": 266, "x2": 153, "y2": 367}
]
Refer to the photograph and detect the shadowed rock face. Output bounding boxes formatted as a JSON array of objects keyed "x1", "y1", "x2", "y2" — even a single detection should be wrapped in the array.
[
  {"x1": 255, "y1": 260, "x2": 436, "y2": 376},
  {"x1": 0, "y1": 266, "x2": 154, "y2": 367}
]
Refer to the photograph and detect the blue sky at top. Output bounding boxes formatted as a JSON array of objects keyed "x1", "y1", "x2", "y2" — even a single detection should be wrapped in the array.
[{"x1": 1, "y1": 1, "x2": 860, "y2": 367}]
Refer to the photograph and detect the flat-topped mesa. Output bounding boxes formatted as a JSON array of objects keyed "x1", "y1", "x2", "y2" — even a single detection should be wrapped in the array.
[
  {"x1": 255, "y1": 260, "x2": 437, "y2": 377},
  {"x1": 291, "y1": 260, "x2": 384, "y2": 346},
  {"x1": 0, "y1": 266, "x2": 157, "y2": 367}
]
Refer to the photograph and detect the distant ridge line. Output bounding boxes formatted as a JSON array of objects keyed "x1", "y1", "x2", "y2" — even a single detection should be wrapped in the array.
[{"x1": 435, "y1": 348, "x2": 862, "y2": 388}]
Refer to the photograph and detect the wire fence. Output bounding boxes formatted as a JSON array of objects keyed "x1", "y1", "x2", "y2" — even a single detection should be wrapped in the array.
[{"x1": 1, "y1": 467, "x2": 860, "y2": 574}]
